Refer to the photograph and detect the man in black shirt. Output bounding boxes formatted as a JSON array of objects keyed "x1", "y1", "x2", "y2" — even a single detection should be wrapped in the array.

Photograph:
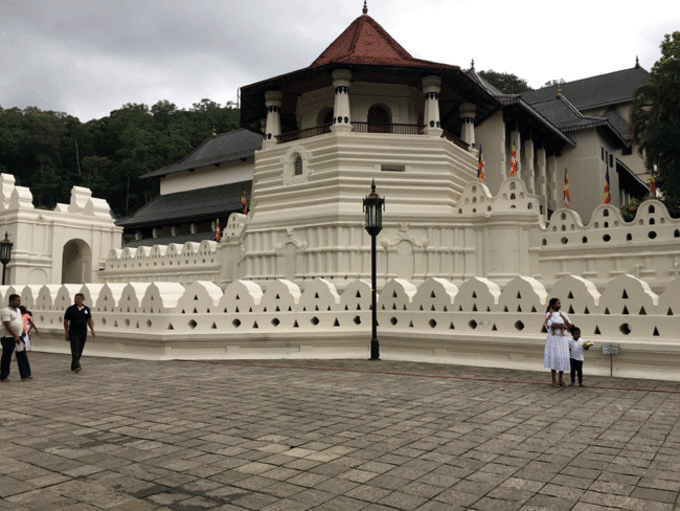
[{"x1": 63, "y1": 293, "x2": 95, "y2": 373}]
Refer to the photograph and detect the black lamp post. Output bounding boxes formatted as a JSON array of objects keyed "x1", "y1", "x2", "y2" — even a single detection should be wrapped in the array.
[
  {"x1": 0, "y1": 232, "x2": 13, "y2": 286},
  {"x1": 363, "y1": 179, "x2": 385, "y2": 360}
]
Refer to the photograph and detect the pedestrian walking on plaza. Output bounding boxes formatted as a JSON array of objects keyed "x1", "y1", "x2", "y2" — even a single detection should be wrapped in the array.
[
  {"x1": 1, "y1": 294, "x2": 31, "y2": 382},
  {"x1": 569, "y1": 326, "x2": 592, "y2": 387},
  {"x1": 544, "y1": 297, "x2": 572, "y2": 387},
  {"x1": 64, "y1": 293, "x2": 95, "y2": 373}
]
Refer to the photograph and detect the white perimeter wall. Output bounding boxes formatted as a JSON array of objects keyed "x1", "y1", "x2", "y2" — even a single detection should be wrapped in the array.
[{"x1": 15, "y1": 273, "x2": 680, "y2": 381}]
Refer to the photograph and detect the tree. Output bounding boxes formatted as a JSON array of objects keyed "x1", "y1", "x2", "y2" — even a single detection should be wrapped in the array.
[
  {"x1": 0, "y1": 99, "x2": 241, "y2": 217},
  {"x1": 543, "y1": 79, "x2": 565, "y2": 87},
  {"x1": 478, "y1": 70, "x2": 532, "y2": 94},
  {"x1": 632, "y1": 31, "x2": 680, "y2": 217}
]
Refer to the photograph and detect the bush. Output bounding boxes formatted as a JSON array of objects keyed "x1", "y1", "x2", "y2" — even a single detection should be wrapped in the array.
[{"x1": 621, "y1": 198, "x2": 644, "y2": 222}]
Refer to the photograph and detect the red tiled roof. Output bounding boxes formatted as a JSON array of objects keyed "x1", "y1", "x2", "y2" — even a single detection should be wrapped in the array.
[{"x1": 311, "y1": 14, "x2": 425, "y2": 68}]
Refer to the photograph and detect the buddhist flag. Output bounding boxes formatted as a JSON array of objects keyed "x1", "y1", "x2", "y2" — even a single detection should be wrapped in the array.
[
  {"x1": 649, "y1": 171, "x2": 656, "y2": 198},
  {"x1": 563, "y1": 169, "x2": 570, "y2": 207},
  {"x1": 215, "y1": 218, "x2": 221, "y2": 241},
  {"x1": 603, "y1": 164, "x2": 611, "y2": 204},
  {"x1": 477, "y1": 145, "x2": 485, "y2": 183},
  {"x1": 242, "y1": 188, "x2": 248, "y2": 214},
  {"x1": 509, "y1": 143, "x2": 518, "y2": 177}
]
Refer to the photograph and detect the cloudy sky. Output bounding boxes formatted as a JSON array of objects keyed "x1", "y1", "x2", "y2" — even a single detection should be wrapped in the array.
[{"x1": 1, "y1": 0, "x2": 677, "y2": 122}]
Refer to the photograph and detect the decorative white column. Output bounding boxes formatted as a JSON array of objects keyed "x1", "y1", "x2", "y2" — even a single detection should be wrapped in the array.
[
  {"x1": 459, "y1": 103, "x2": 476, "y2": 149},
  {"x1": 331, "y1": 69, "x2": 352, "y2": 133},
  {"x1": 548, "y1": 154, "x2": 559, "y2": 212},
  {"x1": 422, "y1": 76, "x2": 442, "y2": 136},
  {"x1": 524, "y1": 138, "x2": 535, "y2": 193},
  {"x1": 263, "y1": 91, "x2": 283, "y2": 148},
  {"x1": 537, "y1": 147, "x2": 547, "y2": 223}
]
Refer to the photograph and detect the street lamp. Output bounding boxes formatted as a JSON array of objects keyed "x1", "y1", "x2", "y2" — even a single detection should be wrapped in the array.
[
  {"x1": 363, "y1": 179, "x2": 385, "y2": 360},
  {"x1": 0, "y1": 232, "x2": 12, "y2": 285}
]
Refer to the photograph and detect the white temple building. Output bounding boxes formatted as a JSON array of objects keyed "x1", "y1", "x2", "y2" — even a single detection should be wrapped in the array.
[{"x1": 2, "y1": 5, "x2": 678, "y2": 381}]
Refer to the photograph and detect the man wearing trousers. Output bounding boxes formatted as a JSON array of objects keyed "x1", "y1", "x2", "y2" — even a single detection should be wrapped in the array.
[
  {"x1": 1, "y1": 294, "x2": 29, "y2": 382},
  {"x1": 64, "y1": 293, "x2": 95, "y2": 373}
]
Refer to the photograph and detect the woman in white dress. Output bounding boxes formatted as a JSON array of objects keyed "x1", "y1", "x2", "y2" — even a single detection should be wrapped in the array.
[{"x1": 544, "y1": 298, "x2": 572, "y2": 387}]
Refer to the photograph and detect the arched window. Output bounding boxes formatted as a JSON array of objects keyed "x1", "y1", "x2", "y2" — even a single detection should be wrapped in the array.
[
  {"x1": 294, "y1": 154, "x2": 303, "y2": 175},
  {"x1": 367, "y1": 104, "x2": 391, "y2": 133},
  {"x1": 317, "y1": 107, "x2": 334, "y2": 127}
]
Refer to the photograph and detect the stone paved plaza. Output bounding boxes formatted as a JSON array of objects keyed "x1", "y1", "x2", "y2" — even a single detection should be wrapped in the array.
[{"x1": 2, "y1": 353, "x2": 680, "y2": 511}]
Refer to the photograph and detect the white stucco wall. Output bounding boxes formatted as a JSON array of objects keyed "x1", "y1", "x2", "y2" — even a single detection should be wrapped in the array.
[
  {"x1": 0, "y1": 174, "x2": 122, "y2": 285},
  {"x1": 17, "y1": 274, "x2": 680, "y2": 382},
  {"x1": 559, "y1": 131, "x2": 621, "y2": 220},
  {"x1": 159, "y1": 158, "x2": 255, "y2": 195}
]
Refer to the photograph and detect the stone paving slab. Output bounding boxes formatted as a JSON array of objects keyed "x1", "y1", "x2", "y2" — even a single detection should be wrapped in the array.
[{"x1": 1, "y1": 353, "x2": 680, "y2": 510}]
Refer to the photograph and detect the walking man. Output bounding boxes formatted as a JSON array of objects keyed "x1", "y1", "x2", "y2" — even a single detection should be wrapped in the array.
[
  {"x1": 1, "y1": 294, "x2": 28, "y2": 382},
  {"x1": 64, "y1": 293, "x2": 95, "y2": 373}
]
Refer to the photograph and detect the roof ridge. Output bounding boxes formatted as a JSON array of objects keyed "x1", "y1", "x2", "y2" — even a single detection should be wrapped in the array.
[
  {"x1": 310, "y1": 14, "x2": 413, "y2": 68},
  {"x1": 362, "y1": 15, "x2": 412, "y2": 60},
  {"x1": 558, "y1": 95, "x2": 585, "y2": 118},
  {"x1": 533, "y1": 66, "x2": 649, "y2": 93}
]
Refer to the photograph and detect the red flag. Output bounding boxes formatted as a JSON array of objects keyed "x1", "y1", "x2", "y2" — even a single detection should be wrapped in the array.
[
  {"x1": 509, "y1": 143, "x2": 517, "y2": 177},
  {"x1": 242, "y1": 188, "x2": 248, "y2": 214},
  {"x1": 603, "y1": 165, "x2": 611, "y2": 204},
  {"x1": 477, "y1": 146, "x2": 485, "y2": 183},
  {"x1": 215, "y1": 218, "x2": 221, "y2": 241},
  {"x1": 649, "y1": 172, "x2": 656, "y2": 198},
  {"x1": 563, "y1": 169, "x2": 570, "y2": 207}
]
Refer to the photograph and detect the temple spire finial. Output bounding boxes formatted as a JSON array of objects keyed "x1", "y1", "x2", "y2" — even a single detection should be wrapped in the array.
[
  {"x1": 362, "y1": 0, "x2": 368, "y2": 14},
  {"x1": 471, "y1": 58, "x2": 475, "y2": 69},
  {"x1": 556, "y1": 85, "x2": 562, "y2": 98},
  {"x1": 635, "y1": 55, "x2": 640, "y2": 68}
]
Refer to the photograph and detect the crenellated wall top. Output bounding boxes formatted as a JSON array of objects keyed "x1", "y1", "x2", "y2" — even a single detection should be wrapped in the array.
[{"x1": 454, "y1": 178, "x2": 542, "y2": 219}]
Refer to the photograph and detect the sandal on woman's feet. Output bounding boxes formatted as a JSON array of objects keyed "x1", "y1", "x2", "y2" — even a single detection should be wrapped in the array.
[
  {"x1": 551, "y1": 382, "x2": 559, "y2": 387},
  {"x1": 559, "y1": 381, "x2": 567, "y2": 386}
]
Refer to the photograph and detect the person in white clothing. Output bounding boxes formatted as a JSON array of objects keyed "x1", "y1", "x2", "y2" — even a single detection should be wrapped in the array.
[
  {"x1": 568, "y1": 326, "x2": 591, "y2": 387},
  {"x1": 544, "y1": 298, "x2": 572, "y2": 387}
]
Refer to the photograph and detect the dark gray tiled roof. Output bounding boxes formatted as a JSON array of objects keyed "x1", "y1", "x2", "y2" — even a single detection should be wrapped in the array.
[
  {"x1": 602, "y1": 109, "x2": 632, "y2": 142},
  {"x1": 116, "y1": 181, "x2": 251, "y2": 228},
  {"x1": 496, "y1": 94, "x2": 576, "y2": 147},
  {"x1": 520, "y1": 66, "x2": 649, "y2": 111},
  {"x1": 123, "y1": 232, "x2": 217, "y2": 248},
  {"x1": 529, "y1": 96, "x2": 629, "y2": 149},
  {"x1": 464, "y1": 68, "x2": 574, "y2": 148},
  {"x1": 142, "y1": 129, "x2": 263, "y2": 179}
]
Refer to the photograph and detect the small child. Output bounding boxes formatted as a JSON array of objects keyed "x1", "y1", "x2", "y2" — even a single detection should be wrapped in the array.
[
  {"x1": 568, "y1": 326, "x2": 592, "y2": 387},
  {"x1": 20, "y1": 306, "x2": 38, "y2": 352},
  {"x1": 14, "y1": 306, "x2": 33, "y2": 381}
]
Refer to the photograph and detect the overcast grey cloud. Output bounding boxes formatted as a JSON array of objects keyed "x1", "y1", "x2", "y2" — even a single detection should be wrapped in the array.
[{"x1": 1, "y1": 0, "x2": 677, "y2": 121}]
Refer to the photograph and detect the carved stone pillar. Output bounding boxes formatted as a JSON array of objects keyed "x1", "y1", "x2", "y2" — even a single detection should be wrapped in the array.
[
  {"x1": 263, "y1": 91, "x2": 283, "y2": 147},
  {"x1": 459, "y1": 103, "x2": 476, "y2": 149},
  {"x1": 422, "y1": 76, "x2": 442, "y2": 136},
  {"x1": 331, "y1": 69, "x2": 352, "y2": 133}
]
